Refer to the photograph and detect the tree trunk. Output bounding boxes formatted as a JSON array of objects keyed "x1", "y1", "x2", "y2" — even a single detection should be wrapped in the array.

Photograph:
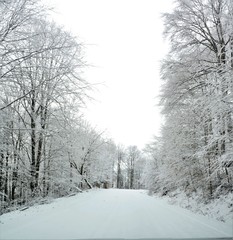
[
  {"x1": 117, "y1": 160, "x2": 122, "y2": 189},
  {"x1": 208, "y1": 157, "x2": 213, "y2": 198},
  {"x1": 0, "y1": 150, "x2": 4, "y2": 203},
  {"x1": 130, "y1": 168, "x2": 134, "y2": 189},
  {"x1": 30, "y1": 89, "x2": 37, "y2": 194},
  {"x1": 11, "y1": 153, "x2": 19, "y2": 201},
  {"x1": 4, "y1": 152, "x2": 9, "y2": 202}
]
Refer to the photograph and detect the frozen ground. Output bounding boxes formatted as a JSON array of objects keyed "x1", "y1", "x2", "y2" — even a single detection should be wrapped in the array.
[{"x1": 0, "y1": 189, "x2": 232, "y2": 239}]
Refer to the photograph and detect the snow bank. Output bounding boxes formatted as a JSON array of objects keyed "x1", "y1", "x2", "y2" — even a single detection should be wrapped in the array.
[{"x1": 154, "y1": 189, "x2": 233, "y2": 224}]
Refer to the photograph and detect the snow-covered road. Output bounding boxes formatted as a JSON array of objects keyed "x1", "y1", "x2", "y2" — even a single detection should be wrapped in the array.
[{"x1": 0, "y1": 189, "x2": 232, "y2": 239}]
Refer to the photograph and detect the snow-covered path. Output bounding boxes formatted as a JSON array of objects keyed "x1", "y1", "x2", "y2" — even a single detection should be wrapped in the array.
[{"x1": 0, "y1": 189, "x2": 232, "y2": 239}]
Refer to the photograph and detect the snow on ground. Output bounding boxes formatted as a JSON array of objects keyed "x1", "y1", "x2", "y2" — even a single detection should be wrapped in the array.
[
  {"x1": 155, "y1": 189, "x2": 233, "y2": 224},
  {"x1": 0, "y1": 189, "x2": 232, "y2": 239}
]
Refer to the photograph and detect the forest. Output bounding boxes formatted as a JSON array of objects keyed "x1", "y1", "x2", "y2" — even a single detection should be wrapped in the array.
[
  {"x1": 0, "y1": 0, "x2": 232, "y2": 216},
  {"x1": 143, "y1": 0, "x2": 233, "y2": 201}
]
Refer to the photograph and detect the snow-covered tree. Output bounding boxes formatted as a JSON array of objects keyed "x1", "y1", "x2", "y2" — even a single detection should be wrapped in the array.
[
  {"x1": 0, "y1": 0, "x2": 92, "y2": 212},
  {"x1": 147, "y1": 0, "x2": 233, "y2": 200}
]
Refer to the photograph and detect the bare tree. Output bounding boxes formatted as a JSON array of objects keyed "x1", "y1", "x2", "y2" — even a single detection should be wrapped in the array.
[
  {"x1": 116, "y1": 145, "x2": 124, "y2": 189},
  {"x1": 126, "y1": 146, "x2": 140, "y2": 189}
]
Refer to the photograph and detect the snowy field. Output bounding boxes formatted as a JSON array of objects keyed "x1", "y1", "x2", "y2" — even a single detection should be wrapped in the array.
[{"x1": 0, "y1": 189, "x2": 232, "y2": 239}]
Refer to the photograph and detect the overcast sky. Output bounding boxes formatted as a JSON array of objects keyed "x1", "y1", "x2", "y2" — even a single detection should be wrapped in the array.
[{"x1": 45, "y1": 0, "x2": 173, "y2": 149}]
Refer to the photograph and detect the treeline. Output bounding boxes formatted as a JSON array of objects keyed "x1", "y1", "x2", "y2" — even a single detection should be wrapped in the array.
[
  {"x1": 115, "y1": 145, "x2": 145, "y2": 190},
  {"x1": 0, "y1": 0, "x2": 119, "y2": 214},
  {"x1": 0, "y1": 0, "x2": 148, "y2": 214},
  {"x1": 143, "y1": 0, "x2": 233, "y2": 200}
]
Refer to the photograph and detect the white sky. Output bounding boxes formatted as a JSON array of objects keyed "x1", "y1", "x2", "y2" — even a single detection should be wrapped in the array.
[{"x1": 45, "y1": 0, "x2": 173, "y2": 149}]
